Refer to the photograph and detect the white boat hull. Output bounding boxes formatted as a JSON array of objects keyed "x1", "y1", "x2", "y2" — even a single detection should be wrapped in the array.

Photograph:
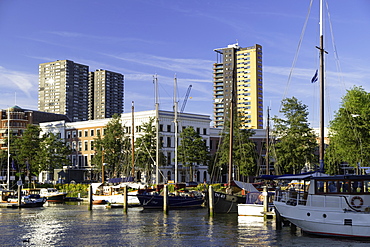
[
  {"x1": 93, "y1": 191, "x2": 139, "y2": 205},
  {"x1": 238, "y1": 203, "x2": 274, "y2": 217},
  {"x1": 275, "y1": 199, "x2": 370, "y2": 237}
]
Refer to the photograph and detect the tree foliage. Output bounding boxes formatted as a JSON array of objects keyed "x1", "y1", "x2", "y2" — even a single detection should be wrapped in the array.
[
  {"x1": 134, "y1": 117, "x2": 166, "y2": 182},
  {"x1": 326, "y1": 86, "x2": 370, "y2": 174},
  {"x1": 11, "y1": 124, "x2": 72, "y2": 178},
  {"x1": 13, "y1": 124, "x2": 42, "y2": 174},
  {"x1": 272, "y1": 97, "x2": 317, "y2": 174},
  {"x1": 214, "y1": 115, "x2": 258, "y2": 180},
  {"x1": 37, "y1": 132, "x2": 72, "y2": 175},
  {"x1": 92, "y1": 114, "x2": 131, "y2": 178},
  {"x1": 177, "y1": 126, "x2": 210, "y2": 181}
]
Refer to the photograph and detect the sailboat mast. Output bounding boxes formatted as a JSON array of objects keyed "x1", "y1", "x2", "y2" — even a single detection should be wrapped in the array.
[
  {"x1": 154, "y1": 75, "x2": 160, "y2": 185},
  {"x1": 228, "y1": 47, "x2": 237, "y2": 189},
  {"x1": 7, "y1": 107, "x2": 10, "y2": 190},
  {"x1": 266, "y1": 107, "x2": 270, "y2": 175},
  {"x1": 131, "y1": 101, "x2": 135, "y2": 180},
  {"x1": 319, "y1": 0, "x2": 326, "y2": 172},
  {"x1": 174, "y1": 75, "x2": 178, "y2": 184}
]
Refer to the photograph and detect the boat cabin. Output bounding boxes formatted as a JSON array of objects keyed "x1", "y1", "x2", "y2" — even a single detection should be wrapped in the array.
[{"x1": 276, "y1": 175, "x2": 370, "y2": 210}]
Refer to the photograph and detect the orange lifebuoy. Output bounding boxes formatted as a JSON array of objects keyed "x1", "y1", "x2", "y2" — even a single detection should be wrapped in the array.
[{"x1": 351, "y1": 196, "x2": 364, "y2": 208}]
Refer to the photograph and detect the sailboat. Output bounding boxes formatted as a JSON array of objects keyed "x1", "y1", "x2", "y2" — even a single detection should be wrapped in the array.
[
  {"x1": 136, "y1": 75, "x2": 205, "y2": 209},
  {"x1": 210, "y1": 49, "x2": 249, "y2": 214},
  {"x1": 273, "y1": 0, "x2": 370, "y2": 238}
]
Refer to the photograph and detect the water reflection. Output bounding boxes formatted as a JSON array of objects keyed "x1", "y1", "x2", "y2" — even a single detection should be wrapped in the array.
[{"x1": 1, "y1": 205, "x2": 370, "y2": 246}]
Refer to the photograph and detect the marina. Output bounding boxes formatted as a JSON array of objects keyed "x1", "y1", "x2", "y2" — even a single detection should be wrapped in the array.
[{"x1": 1, "y1": 203, "x2": 370, "y2": 246}]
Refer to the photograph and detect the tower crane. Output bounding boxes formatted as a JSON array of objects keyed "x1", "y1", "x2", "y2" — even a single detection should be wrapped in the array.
[{"x1": 180, "y1": 85, "x2": 192, "y2": 113}]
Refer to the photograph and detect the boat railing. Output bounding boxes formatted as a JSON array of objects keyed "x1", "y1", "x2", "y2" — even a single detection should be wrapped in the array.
[
  {"x1": 276, "y1": 188, "x2": 370, "y2": 211},
  {"x1": 275, "y1": 188, "x2": 307, "y2": 206}
]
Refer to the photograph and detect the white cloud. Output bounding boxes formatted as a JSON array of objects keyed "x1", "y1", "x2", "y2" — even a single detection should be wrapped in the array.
[{"x1": 0, "y1": 66, "x2": 37, "y2": 97}]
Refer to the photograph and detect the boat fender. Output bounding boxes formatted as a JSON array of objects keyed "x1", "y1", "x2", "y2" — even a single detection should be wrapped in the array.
[
  {"x1": 258, "y1": 194, "x2": 264, "y2": 202},
  {"x1": 351, "y1": 196, "x2": 363, "y2": 208}
]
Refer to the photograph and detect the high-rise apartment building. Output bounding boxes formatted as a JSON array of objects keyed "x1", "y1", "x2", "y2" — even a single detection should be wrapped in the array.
[
  {"x1": 89, "y1": 69, "x2": 124, "y2": 120},
  {"x1": 213, "y1": 43, "x2": 263, "y2": 129},
  {"x1": 39, "y1": 60, "x2": 124, "y2": 121},
  {"x1": 39, "y1": 60, "x2": 89, "y2": 121}
]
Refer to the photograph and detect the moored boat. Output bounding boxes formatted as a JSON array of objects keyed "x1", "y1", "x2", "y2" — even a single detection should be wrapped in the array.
[
  {"x1": 91, "y1": 182, "x2": 142, "y2": 205},
  {"x1": 274, "y1": 174, "x2": 370, "y2": 237},
  {"x1": 136, "y1": 189, "x2": 204, "y2": 209},
  {"x1": 39, "y1": 188, "x2": 67, "y2": 202}
]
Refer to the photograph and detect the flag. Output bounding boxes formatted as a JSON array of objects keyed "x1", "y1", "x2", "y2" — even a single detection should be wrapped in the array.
[{"x1": 311, "y1": 69, "x2": 318, "y2": 83}]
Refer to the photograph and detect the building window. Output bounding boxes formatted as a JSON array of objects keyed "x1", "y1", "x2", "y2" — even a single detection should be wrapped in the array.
[
  {"x1": 159, "y1": 124, "x2": 163, "y2": 131},
  {"x1": 167, "y1": 137, "x2": 171, "y2": 147},
  {"x1": 167, "y1": 125, "x2": 171, "y2": 132},
  {"x1": 84, "y1": 130, "x2": 88, "y2": 137},
  {"x1": 196, "y1": 128, "x2": 200, "y2": 134},
  {"x1": 97, "y1": 129, "x2": 101, "y2": 136},
  {"x1": 78, "y1": 141, "x2": 82, "y2": 151},
  {"x1": 78, "y1": 130, "x2": 82, "y2": 137},
  {"x1": 90, "y1": 129, "x2": 94, "y2": 136},
  {"x1": 90, "y1": 141, "x2": 94, "y2": 150},
  {"x1": 167, "y1": 152, "x2": 171, "y2": 165},
  {"x1": 72, "y1": 131, "x2": 76, "y2": 138},
  {"x1": 203, "y1": 128, "x2": 207, "y2": 135},
  {"x1": 84, "y1": 141, "x2": 88, "y2": 151}
]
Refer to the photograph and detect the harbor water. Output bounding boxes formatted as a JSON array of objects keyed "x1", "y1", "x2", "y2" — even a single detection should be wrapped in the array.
[{"x1": 1, "y1": 203, "x2": 370, "y2": 246}]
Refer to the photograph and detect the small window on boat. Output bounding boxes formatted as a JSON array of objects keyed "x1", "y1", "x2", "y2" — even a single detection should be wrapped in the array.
[
  {"x1": 316, "y1": 181, "x2": 325, "y2": 193},
  {"x1": 365, "y1": 181, "x2": 370, "y2": 192},
  {"x1": 350, "y1": 181, "x2": 363, "y2": 193},
  {"x1": 339, "y1": 181, "x2": 350, "y2": 193},
  {"x1": 327, "y1": 181, "x2": 338, "y2": 193}
]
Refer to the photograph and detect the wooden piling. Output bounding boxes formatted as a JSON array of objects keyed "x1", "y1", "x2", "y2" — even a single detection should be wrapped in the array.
[
  {"x1": 163, "y1": 184, "x2": 168, "y2": 214},
  {"x1": 123, "y1": 185, "x2": 128, "y2": 213},
  {"x1": 275, "y1": 209, "x2": 282, "y2": 230},
  {"x1": 208, "y1": 185, "x2": 214, "y2": 216},
  {"x1": 17, "y1": 185, "x2": 21, "y2": 208},
  {"x1": 88, "y1": 185, "x2": 93, "y2": 210}
]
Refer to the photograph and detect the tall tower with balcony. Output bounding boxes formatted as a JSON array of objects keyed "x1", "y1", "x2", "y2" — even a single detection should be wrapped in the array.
[{"x1": 213, "y1": 43, "x2": 263, "y2": 129}]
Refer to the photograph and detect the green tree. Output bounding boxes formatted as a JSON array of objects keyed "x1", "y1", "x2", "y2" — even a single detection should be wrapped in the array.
[
  {"x1": 214, "y1": 116, "x2": 257, "y2": 181},
  {"x1": 13, "y1": 124, "x2": 42, "y2": 175},
  {"x1": 135, "y1": 118, "x2": 159, "y2": 182},
  {"x1": 272, "y1": 97, "x2": 317, "y2": 174},
  {"x1": 92, "y1": 114, "x2": 131, "y2": 179},
  {"x1": 177, "y1": 126, "x2": 209, "y2": 181},
  {"x1": 37, "y1": 132, "x2": 72, "y2": 176},
  {"x1": 326, "y1": 86, "x2": 370, "y2": 174}
]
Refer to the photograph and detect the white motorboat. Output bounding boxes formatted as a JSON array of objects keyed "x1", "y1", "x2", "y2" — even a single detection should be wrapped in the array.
[
  {"x1": 274, "y1": 174, "x2": 370, "y2": 237},
  {"x1": 91, "y1": 182, "x2": 143, "y2": 205},
  {"x1": 238, "y1": 191, "x2": 275, "y2": 217}
]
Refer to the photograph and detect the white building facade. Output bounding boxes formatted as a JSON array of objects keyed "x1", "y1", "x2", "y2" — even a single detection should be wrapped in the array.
[{"x1": 39, "y1": 110, "x2": 212, "y2": 184}]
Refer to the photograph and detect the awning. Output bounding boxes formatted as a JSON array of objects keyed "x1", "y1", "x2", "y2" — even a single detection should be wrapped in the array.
[
  {"x1": 234, "y1": 181, "x2": 259, "y2": 192},
  {"x1": 275, "y1": 172, "x2": 328, "y2": 180}
]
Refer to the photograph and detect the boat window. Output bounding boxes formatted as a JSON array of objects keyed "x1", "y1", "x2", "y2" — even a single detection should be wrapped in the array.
[
  {"x1": 339, "y1": 181, "x2": 349, "y2": 192},
  {"x1": 316, "y1": 181, "x2": 325, "y2": 193},
  {"x1": 365, "y1": 181, "x2": 370, "y2": 192},
  {"x1": 350, "y1": 181, "x2": 363, "y2": 193},
  {"x1": 327, "y1": 181, "x2": 338, "y2": 192}
]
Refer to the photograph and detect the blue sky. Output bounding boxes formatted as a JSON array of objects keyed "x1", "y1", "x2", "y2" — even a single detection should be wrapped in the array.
[{"x1": 1, "y1": 0, "x2": 370, "y2": 128}]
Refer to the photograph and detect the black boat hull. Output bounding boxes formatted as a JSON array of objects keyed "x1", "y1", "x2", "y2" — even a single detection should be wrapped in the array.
[
  {"x1": 211, "y1": 191, "x2": 245, "y2": 213},
  {"x1": 136, "y1": 194, "x2": 204, "y2": 209}
]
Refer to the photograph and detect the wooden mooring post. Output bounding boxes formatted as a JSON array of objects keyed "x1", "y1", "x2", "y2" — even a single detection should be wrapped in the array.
[
  {"x1": 123, "y1": 185, "x2": 128, "y2": 213},
  {"x1": 88, "y1": 185, "x2": 93, "y2": 210},
  {"x1": 208, "y1": 185, "x2": 214, "y2": 216},
  {"x1": 163, "y1": 184, "x2": 168, "y2": 214},
  {"x1": 17, "y1": 185, "x2": 22, "y2": 208}
]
